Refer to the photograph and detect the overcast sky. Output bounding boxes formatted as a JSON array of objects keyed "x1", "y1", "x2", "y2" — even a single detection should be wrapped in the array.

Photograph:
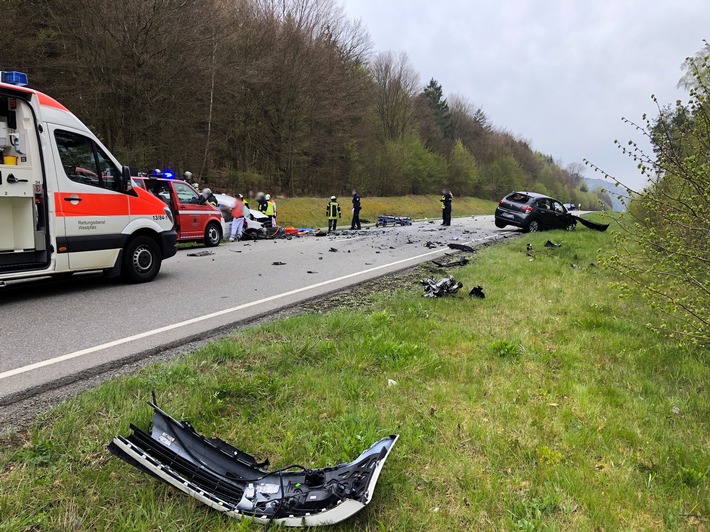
[{"x1": 341, "y1": 0, "x2": 708, "y2": 190}]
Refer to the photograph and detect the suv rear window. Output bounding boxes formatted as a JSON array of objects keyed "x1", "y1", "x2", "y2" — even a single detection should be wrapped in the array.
[{"x1": 506, "y1": 193, "x2": 531, "y2": 204}]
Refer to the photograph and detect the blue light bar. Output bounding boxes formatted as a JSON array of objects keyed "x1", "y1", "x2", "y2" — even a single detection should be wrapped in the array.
[
  {"x1": 163, "y1": 170, "x2": 175, "y2": 179},
  {"x1": 1, "y1": 71, "x2": 29, "y2": 87}
]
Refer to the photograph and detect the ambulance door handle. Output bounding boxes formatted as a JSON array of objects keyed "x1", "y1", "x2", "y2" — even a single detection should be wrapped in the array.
[
  {"x1": 7, "y1": 173, "x2": 28, "y2": 184},
  {"x1": 63, "y1": 194, "x2": 82, "y2": 202}
]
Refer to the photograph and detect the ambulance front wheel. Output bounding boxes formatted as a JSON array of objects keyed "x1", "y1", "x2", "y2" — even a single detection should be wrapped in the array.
[{"x1": 122, "y1": 236, "x2": 162, "y2": 283}]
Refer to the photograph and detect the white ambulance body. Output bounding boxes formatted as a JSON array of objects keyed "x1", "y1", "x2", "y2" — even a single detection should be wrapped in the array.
[{"x1": 0, "y1": 72, "x2": 177, "y2": 283}]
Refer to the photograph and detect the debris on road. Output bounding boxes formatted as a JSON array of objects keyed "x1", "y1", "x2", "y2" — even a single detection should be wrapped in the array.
[
  {"x1": 544, "y1": 240, "x2": 561, "y2": 248},
  {"x1": 421, "y1": 276, "x2": 463, "y2": 298},
  {"x1": 187, "y1": 250, "x2": 215, "y2": 257},
  {"x1": 329, "y1": 247, "x2": 338, "y2": 253},
  {"x1": 448, "y1": 243, "x2": 474, "y2": 253},
  {"x1": 307, "y1": 270, "x2": 318, "y2": 274},
  {"x1": 469, "y1": 286, "x2": 485, "y2": 299},
  {"x1": 109, "y1": 401, "x2": 398, "y2": 527},
  {"x1": 272, "y1": 261, "x2": 286, "y2": 266},
  {"x1": 433, "y1": 256, "x2": 470, "y2": 268},
  {"x1": 375, "y1": 215, "x2": 412, "y2": 227}
]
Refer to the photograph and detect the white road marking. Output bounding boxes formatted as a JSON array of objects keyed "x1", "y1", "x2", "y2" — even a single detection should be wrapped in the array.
[{"x1": 0, "y1": 235, "x2": 498, "y2": 380}]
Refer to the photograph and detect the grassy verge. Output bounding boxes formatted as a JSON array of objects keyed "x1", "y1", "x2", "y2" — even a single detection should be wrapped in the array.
[
  {"x1": 272, "y1": 195, "x2": 495, "y2": 228},
  {"x1": 1, "y1": 224, "x2": 708, "y2": 530}
]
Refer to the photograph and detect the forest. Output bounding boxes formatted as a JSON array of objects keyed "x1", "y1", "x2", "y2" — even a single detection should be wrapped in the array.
[{"x1": 0, "y1": 0, "x2": 610, "y2": 207}]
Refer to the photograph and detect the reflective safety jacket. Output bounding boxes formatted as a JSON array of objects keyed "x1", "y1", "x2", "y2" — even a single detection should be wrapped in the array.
[
  {"x1": 326, "y1": 201, "x2": 341, "y2": 220},
  {"x1": 441, "y1": 193, "x2": 452, "y2": 209},
  {"x1": 231, "y1": 198, "x2": 245, "y2": 218},
  {"x1": 265, "y1": 199, "x2": 276, "y2": 216}
]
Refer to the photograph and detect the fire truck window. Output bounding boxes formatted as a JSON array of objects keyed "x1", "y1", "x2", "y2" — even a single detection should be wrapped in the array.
[
  {"x1": 173, "y1": 182, "x2": 200, "y2": 204},
  {"x1": 55, "y1": 130, "x2": 119, "y2": 191}
]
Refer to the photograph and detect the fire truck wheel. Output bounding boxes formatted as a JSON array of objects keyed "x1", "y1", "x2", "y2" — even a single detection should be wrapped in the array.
[
  {"x1": 122, "y1": 236, "x2": 162, "y2": 283},
  {"x1": 204, "y1": 222, "x2": 222, "y2": 247}
]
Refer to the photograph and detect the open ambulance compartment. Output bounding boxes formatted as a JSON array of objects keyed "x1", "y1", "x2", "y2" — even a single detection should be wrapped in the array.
[{"x1": 0, "y1": 88, "x2": 50, "y2": 274}]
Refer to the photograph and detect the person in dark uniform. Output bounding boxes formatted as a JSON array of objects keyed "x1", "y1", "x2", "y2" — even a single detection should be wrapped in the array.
[
  {"x1": 326, "y1": 196, "x2": 341, "y2": 232},
  {"x1": 200, "y1": 187, "x2": 218, "y2": 207},
  {"x1": 350, "y1": 189, "x2": 361, "y2": 230},
  {"x1": 440, "y1": 188, "x2": 453, "y2": 226}
]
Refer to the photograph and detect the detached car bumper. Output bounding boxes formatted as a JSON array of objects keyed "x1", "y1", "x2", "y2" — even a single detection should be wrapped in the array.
[{"x1": 109, "y1": 402, "x2": 398, "y2": 527}]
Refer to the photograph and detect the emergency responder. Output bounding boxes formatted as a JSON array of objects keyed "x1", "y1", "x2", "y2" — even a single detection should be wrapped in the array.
[
  {"x1": 183, "y1": 170, "x2": 194, "y2": 185},
  {"x1": 350, "y1": 189, "x2": 361, "y2": 230},
  {"x1": 256, "y1": 192, "x2": 267, "y2": 213},
  {"x1": 326, "y1": 196, "x2": 341, "y2": 232},
  {"x1": 440, "y1": 188, "x2": 453, "y2": 226},
  {"x1": 200, "y1": 187, "x2": 218, "y2": 207},
  {"x1": 265, "y1": 194, "x2": 277, "y2": 226},
  {"x1": 229, "y1": 195, "x2": 246, "y2": 242},
  {"x1": 240, "y1": 193, "x2": 249, "y2": 209}
]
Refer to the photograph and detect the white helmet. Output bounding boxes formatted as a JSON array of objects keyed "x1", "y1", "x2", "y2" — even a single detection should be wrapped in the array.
[
  {"x1": 202, "y1": 188, "x2": 212, "y2": 196},
  {"x1": 183, "y1": 171, "x2": 193, "y2": 180},
  {"x1": 331, "y1": 196, "x2": 337, "y2": 200},
  {"x1": 265, "y1": 194, "x2": 271, "y2": 200}
]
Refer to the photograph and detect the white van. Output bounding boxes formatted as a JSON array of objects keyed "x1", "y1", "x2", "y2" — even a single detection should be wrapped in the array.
[{"x1": 0, "y1": 72, "x2": 177, "y2": 283}]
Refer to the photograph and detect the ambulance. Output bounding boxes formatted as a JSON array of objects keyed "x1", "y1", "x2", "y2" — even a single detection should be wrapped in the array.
[{"x1": 0, "y1": 71, "x2": 177, "y2": 284}]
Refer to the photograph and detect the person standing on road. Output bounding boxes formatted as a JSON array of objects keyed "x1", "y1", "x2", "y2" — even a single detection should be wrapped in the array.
[
  {"x1": 440, "y1": 188, "x2": 453, "y2": 226},
  {"x1": 265, "y1": 194, "x2": 277, "y2": 226},
  {"x1": 229, "y1": 195, "x2": 245, "y2": 242},
  {"x1": 326, "y1": 196, "x2": 341, "y2": 232},
  {"x1": 350, "y1": 189, "x2": 362, "y2": 230}
]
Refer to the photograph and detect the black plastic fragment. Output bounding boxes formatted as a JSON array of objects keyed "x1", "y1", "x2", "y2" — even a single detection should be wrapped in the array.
[{"x1": 469, "y1": 286, "x2": 485, "y2": 299}]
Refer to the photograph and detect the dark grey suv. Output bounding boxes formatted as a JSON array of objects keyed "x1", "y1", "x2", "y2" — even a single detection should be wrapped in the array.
[{"x1": 494, "y1": 192, "x2": 576, "y2": 232}]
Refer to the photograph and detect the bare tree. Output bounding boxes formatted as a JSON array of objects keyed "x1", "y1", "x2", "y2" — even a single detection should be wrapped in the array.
[{"x1": 370, "y1": 51, "x2": 419, "y2": 142}]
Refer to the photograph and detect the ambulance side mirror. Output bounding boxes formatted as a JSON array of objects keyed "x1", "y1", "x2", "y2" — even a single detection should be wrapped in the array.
[{"x1": 120, "y1": 165, "x2": 131, "y2": 192}]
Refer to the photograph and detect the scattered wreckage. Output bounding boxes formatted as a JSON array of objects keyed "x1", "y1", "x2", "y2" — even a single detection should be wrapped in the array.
[
  {"x1": 375, "y1": 215, "x2": 412, "y2": 227},
  {"x1": 421, "y1": 276, "x2": 463, "y2": 297},
  {"x1": 433, "y1": 256, "x2": 470, "y2": 268},
  {"x1": 108, "y1": 401, "x2": 398, "y2": 527},
  {"x1": 421, "y1": 275, "x2": 486, "y2": 299}
]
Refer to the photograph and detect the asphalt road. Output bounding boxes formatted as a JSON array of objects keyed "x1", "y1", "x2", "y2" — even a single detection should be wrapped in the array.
[{"x1": 0, "y1": 215, "x2": 514, "y2": 404}]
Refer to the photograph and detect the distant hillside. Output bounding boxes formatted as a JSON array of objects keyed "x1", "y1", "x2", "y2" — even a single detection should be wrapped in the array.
[{"x1": 585, "y1": 178, "x2": 627, "y2": 211}]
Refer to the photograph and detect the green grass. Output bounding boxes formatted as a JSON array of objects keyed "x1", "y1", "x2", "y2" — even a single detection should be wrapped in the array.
[
  {"x1": 1, "y1": 224, "x2": 708, "y2": 530},
  {"x1": 272, "y1": 195, "x2": 495, "y2": 228}
]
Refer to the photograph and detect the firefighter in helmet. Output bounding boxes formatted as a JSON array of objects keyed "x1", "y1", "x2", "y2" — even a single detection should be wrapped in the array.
[{"x1": 326, "y1": 196, "x2": 341, "y2": 232}]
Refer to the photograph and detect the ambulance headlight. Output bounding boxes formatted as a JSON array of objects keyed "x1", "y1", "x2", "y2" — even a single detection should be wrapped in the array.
[{"x1": 164, "y1": 206, "x2": 174, "y2": 226}]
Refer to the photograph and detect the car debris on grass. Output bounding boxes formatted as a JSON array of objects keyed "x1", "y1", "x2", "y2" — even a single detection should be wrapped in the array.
[
  {"x1": 108, "y1": 400, "x2": 398, "y2": 528},
  {"x1": 421, "y1": 276, "x2": 463, "y2": 297},
  {"x1": 432, "y1": 256, "x2": 470, "y2": 268}
]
